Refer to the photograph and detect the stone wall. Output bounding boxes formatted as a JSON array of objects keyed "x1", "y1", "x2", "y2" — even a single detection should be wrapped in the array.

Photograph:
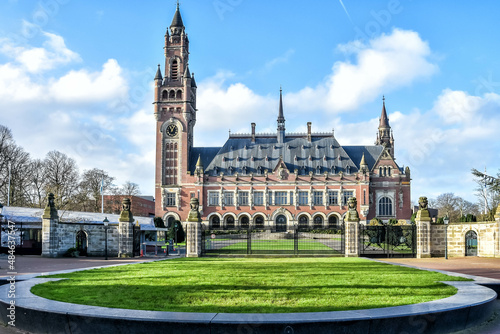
[
  {"x1": 53, "y1": 222, "x2": 120, "y2": 257},
  {"x1": 447, "y1": 221, "x2": 499, "y2": 258}
]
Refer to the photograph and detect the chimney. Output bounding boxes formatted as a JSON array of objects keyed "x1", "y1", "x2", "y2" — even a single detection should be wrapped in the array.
[
  {"x1": 251, "y1": 123, "x2": 256, "y2": 143},
  {"x1": 307, "y1": 122, "x2": 312, "y2": 142}
]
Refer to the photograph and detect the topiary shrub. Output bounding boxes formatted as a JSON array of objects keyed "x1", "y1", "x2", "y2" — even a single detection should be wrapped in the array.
[
  {"x1": 168, "y1": 220, "x2": 185, "y2": 243},
  {"x1": 154, "y1": 217, "x2": 165, "y2": 228}
]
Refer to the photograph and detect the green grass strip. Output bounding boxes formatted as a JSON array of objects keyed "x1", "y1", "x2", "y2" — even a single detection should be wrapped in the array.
[{"x1": 31, "y1": 257, "x2": 470, "y2": 313}]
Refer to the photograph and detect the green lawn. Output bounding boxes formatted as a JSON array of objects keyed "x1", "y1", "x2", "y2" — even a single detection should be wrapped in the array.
[
  {"x1": 31, "y1": 257, "x2": 470, "y2": 313},
  {"x1": 220, "y1": 240, "x2": 334, "y2": 250}
]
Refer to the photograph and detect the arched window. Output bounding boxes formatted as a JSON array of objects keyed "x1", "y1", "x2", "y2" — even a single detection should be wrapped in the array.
[
  {"x1": 254, "y1": 215, "x2": 265, "y2": 228},
  {"x1": 171, "y1": 60, "x2": 179, "y2": 80},
  {"x1": 387, "y1": 167, "x2": 391, "y2": 176},
  {"x1": 379, "y1": 167, "x2": 383, "y2": 176},
  {"x1": 211, "y1": 216, "x2": 220, "y2": 229},
  {"x1": 225, "y1": 216, "x2": 235, "y2": 229},
  {"x1": 166, "y1": 216, "x2": 175, "y2": 229},
  {"x1": 379, "y1": 197, "x2": 393, "y2": 216},
  {"x1": 162, "y1": 90, "x2": 168, "y2": 99},
  {"x1": 169, "y1": 90, "x2": 175, "y2": 99},
  {"x1": 176, "y1": 90, "x2": 182, "y2": 99},
  {"x1": 298, "y1": 215, "x2": 308, "y2": 229},
  {"x1": 313, "y1": 216, "x2": 323, "y2": 229},
  {"x1": 328, "y1": 215, "x2": 338, "y2": 228},
  {"x1": 76, "y1": 231, "x2": 88, "y2": 256},
  {"x1": 240, "y1": 216, "x2": 249, "y2": 229}
]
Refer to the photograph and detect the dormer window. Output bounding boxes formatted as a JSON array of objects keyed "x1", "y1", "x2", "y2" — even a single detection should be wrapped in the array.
[
  {"x1": 214, "y1": 166, "x2": 218, "y2": 176},
  {"x1": 242, "y1": 166, "x2": 247, "y2": 175},
  {"x1": 316, "y1": 166, "x2": 321, "y2": 174},
  {"x1": 332, "y1": 166, "x2": 336, "y2": 174},
  {"x1": 346, "y1": 166, "x2": 351, "y2": 174}
]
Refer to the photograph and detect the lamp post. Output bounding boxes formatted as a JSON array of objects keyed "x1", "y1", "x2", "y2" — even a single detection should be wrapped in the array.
[
  {"x1": 103, "y1": 217, "x2": 109, "y2": 260},
  {"x1": 443, "y1": 215, "x2": 449, "y2": 260}
]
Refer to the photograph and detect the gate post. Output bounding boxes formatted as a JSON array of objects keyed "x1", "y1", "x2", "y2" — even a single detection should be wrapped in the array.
[
  {"x1": 415, "y1": 196, "x2": 431, "y2": 258},
  {"x1": 495, "y1": 203, "x2": 500, "y2": 258},
  {"x1": 186, "y1": 197, "x2": 202, "y2": 257},
  {"x1": 118, "y1": 198, "x2": 134, "y2": 257},
  {"x1": 41, "y1": 193, "x2": 60, "y2": 258},
  {"x1": 345, "y1": 197, "x2": 360, "y2": 257}
]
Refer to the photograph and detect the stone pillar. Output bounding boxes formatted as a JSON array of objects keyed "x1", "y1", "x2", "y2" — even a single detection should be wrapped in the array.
[
  {"x1": 344, "y1": 197, "x2": 360, "y2": 257},
  {"x1": 415, "y1": 196, "x2": 431, "y2": 258},
  {"x1": 186, "y1": 197, "x2": 202, "y2": 257},
  {"x1": 41, "y1": 193, "x2": 59, "y2": 258},
  {"x1": 118, "y1": 198, "x2": 134, "y2": 257},
  {"x1": 495, "y1": 203, "x2": 500, "y2": 258}
]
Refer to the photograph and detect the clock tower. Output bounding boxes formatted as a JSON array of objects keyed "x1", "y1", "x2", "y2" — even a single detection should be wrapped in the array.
[{"x1": 154, "y1": 3, "x2": 197, "y2": 213}]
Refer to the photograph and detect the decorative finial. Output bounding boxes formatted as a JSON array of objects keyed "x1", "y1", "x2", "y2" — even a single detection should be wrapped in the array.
[
  {"x1": 382, "y1": 95, "x2": 385, "y2": 103},
  {"x1": 176, "y1": 0, "x2": 179, "y2": 9}
]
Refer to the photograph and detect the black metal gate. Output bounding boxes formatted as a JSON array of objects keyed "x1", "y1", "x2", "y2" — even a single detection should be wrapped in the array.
[
  {"x1": 201, "y1": 226, "x2": 344, "y2": 256},
  {"x1": 133, "y1": 225, "x2": 141, "y2": 257},
  {"x1": 465, "y1": 230, "x2": 478, "y2": 256},
  {"x1": 359, "y1": 224, "x2": 416, "y2": 258}
]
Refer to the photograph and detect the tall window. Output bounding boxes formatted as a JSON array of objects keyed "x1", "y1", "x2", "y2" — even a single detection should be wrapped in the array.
[
  {"x1": 313, "y1": 191, "x2": 323, "y2": 206},
  {"x1": 224, "y1": 192, "x2": 234, "y2": 206},
  {"x1": 164, "y1": 142, "x2": 178, "y2": 185},
  {"x1": 298, "y1": 191, "x2": 308, "y2": 205},
  {"x1": 289, "y1": 191, "x2": 294, "y2": 205},
  {"x1": 171, "y1": 59, "x2": 179, "y2": 80},
  {"x1": 208, "y1": 192, "x2": 219, "y2": 206},
  {"x1": 239, "y1": 191, "x2": 249, "y2": 206},
  {"x1": 254, "y1": 192, "x2": 264, "y2": 206},
  {"x1": 165, "y1": 193, "x2": 176, "y2": 207},
  {"x1": 328, "y1": 191, "x2": 338, "y2": 205},
  {"x1": 379, "y1": 197, "x2": 393, "y2": 216},
  {"x1": 343, "y1": 191, "x2": 353, "y2": 205},
  {"x1": 275, "y1": 191, "x2": 287, "y2": 205}
]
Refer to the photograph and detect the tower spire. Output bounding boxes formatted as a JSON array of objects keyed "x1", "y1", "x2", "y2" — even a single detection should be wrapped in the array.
[
  {"x1": 170, "y1": 1, "x2": 184, "y2": 32},
  {"x1": 277, "y1": 87, "x2": 285, "y2": 143}
]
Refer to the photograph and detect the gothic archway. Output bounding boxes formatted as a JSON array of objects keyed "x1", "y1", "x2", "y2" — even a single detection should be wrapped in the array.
[
  {"x1": 76, "y1": 231, "x2": 88, "y2": 256},
  {"x1": 465, "y1": 230, "x2": 478, "y2": 256},
  {"x1": 276, "y1": 214, "x2": 287, "y2": 232}
]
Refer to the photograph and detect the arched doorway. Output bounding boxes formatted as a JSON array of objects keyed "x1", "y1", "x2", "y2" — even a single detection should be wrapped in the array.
[
  {"x1": 166, "y1": 216, "x2": 175, "y2": 229},
  {"x1": 313, "y1": 216, "x2": 323, "y2": 229},
  {"x1": 328, "y1": 215, "x2": 338, "y2": 228},
  {"x1": 276, "y1": 214, "x2": 287, "y2": 232},
  {"x1": 76, "y1": 231, "x2": 87, "y2": 256},
  {"x1": 240, "y1": 216, "x2": 249, "y2": 229},
  {"x1": 298, "y1": 215, "x2": 308, "y2": 229},
  {"x1": 211, "y1": 216, "x2": 220, "y2": 229},
  {"x1": 225, "y1": 216, "x2": 235, "y2": 229},
  {"x1": 254, "y1": 215, "x2": 265, "y2": 229},
  {"x1": 465, "y1": 230, "x2": 478, "y2": 256}
]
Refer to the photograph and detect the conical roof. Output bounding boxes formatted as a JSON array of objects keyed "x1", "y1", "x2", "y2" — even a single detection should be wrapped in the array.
[
  {"x1": 277, "y1": 88, "x2": 285, "y2": 122},
  {"x1": 154, "y1": 64, "x2": 162, "y2": 81},
  {"x1": 379, "y1": 96, "x2": 389, "y2": 128},
  {"x1": 170, "y1": 3, "x2": 184, "y2": 28}
]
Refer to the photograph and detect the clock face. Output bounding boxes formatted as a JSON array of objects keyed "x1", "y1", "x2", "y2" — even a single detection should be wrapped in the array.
[{"x1": 166, "y1": 124, "x2": 178, "y2": 137}]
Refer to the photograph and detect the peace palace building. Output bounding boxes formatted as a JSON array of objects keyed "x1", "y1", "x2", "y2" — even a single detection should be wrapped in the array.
[{"x1": 154, "y1": 5, "x2": 412, "y2": 230}]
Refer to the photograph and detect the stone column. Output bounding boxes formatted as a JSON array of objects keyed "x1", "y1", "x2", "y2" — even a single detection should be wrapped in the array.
[
  {"x1": 344, "y1": 197, "x2": 360, "y2": 257},
  {"x1": 41, "y1": 193, "x2": 60, "y2": 258},
  {"x1": 186, "y1": 197, "x2": 202, "y2": 257},
  {"x1": 495, "y1": 203, "x2": 500, "y2": 258},
  {"x1": 118, "y1": 198, "x2": 134, "y2": 257},
  {"x1": 415, "y1": 196, "x2": 431, "y2": 258}
]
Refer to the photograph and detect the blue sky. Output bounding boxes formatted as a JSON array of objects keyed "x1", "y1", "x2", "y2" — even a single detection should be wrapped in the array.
[{"x1": 0, "y1": 0, "x2": 499, "y2": 207}]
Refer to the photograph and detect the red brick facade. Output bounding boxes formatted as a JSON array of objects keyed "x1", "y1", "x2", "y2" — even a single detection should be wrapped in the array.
[
  {"x1": 154, "y1": 5, "x2": 412, "y2": 229},
  {"x1": 104, "y1": 195, "x2": 155, "y2": 218}
]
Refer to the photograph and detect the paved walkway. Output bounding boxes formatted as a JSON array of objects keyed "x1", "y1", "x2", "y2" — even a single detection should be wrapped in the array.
[
  {"x1": 379, "y1": 257, "x2": 500, "y2": 280},
  {"x1": 0, "y1": 255, "x2": 498, "y2": 334}
]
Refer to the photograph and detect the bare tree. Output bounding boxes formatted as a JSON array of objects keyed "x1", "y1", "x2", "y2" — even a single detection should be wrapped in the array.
[
  {"x1": 472, "y1": 168, "x2": 500, "y2": 219},
  {"x1": 43, "y1": 150, "x2": 79, "y2": 209},
  {"x1": 78, "y1": 168, "x2": 115, "y2": 212},
  {"x1": 121, "y1": 181, "x2": 141, "y2": 197},
  {"x1": 26, "y1": 159, "x2": 47, "y2": 208}
]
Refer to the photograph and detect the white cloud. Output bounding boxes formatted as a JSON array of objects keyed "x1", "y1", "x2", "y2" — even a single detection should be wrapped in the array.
[{"x1": 288, "y1": 28, "x2": 438, "y2": 113}]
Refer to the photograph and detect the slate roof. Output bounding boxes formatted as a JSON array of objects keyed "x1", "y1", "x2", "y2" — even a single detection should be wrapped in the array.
[
  {"x1": 170, "y1": 3, "x2": 184, "y2": 28},
  {"x1": 190, "y1": 134, "x2": 389, "y2": 176}
]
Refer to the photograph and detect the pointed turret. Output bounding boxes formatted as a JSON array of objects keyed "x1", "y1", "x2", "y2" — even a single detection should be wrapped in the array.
[
  {"x1": 191, "y1": 72, "x2": 197, "y2": 88},
  {"x1": 376, "y1": 96, "x2": 394, "y2": 157},
  {"x1": 170, "y1": 2, "x2": 184, "y2": 30},
  {"x1": 195, "y1": 154, "x2": 203, "y2": 175},
  {"x1": 277, "y1": 87, "x2": 285, "y2": 143},
  {"x1": 183, "y1": 65, "x2": 191, "y2": 79},
  {"x1": 360, "y1": 153, "x2": 369, "y2": 173},
  {"x1": 379, "y1": 96, "x2": 389, "y2": 128},
  {"x1": 154, "y1": 64, "x2": 163, "y2": 81}
]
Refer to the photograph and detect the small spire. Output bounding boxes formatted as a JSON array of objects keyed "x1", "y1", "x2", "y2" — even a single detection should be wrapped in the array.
[
  {"x1": 154, "y1": 64, "x2": 163, "y2": 81},
  {"x1": 277, "y1": 87, "x2": 285, "y2": 129},
  {"x1": 191, "y1": 72, "x2": 197, "y2": 87},
  {"x1": 360, "y1": 153, "x2": 367, "y2": 166},
  {"x1": 196, "y1": 154, "x2": 203, "y2": 168},
  {"x1": 184, "y1": 65, "x2": 191, "y2": 79},
  {"x1": 379, "y1": 95, "x2": 389, "y2": 128}
]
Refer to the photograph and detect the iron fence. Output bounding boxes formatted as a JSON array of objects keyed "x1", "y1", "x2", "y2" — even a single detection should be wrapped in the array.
[
  {"x1": 202, "y1": 226, "x2": 344, "y2": 256},
  {"x1": 359, "y1": 224, "x2": 416, "y2": 258}
]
